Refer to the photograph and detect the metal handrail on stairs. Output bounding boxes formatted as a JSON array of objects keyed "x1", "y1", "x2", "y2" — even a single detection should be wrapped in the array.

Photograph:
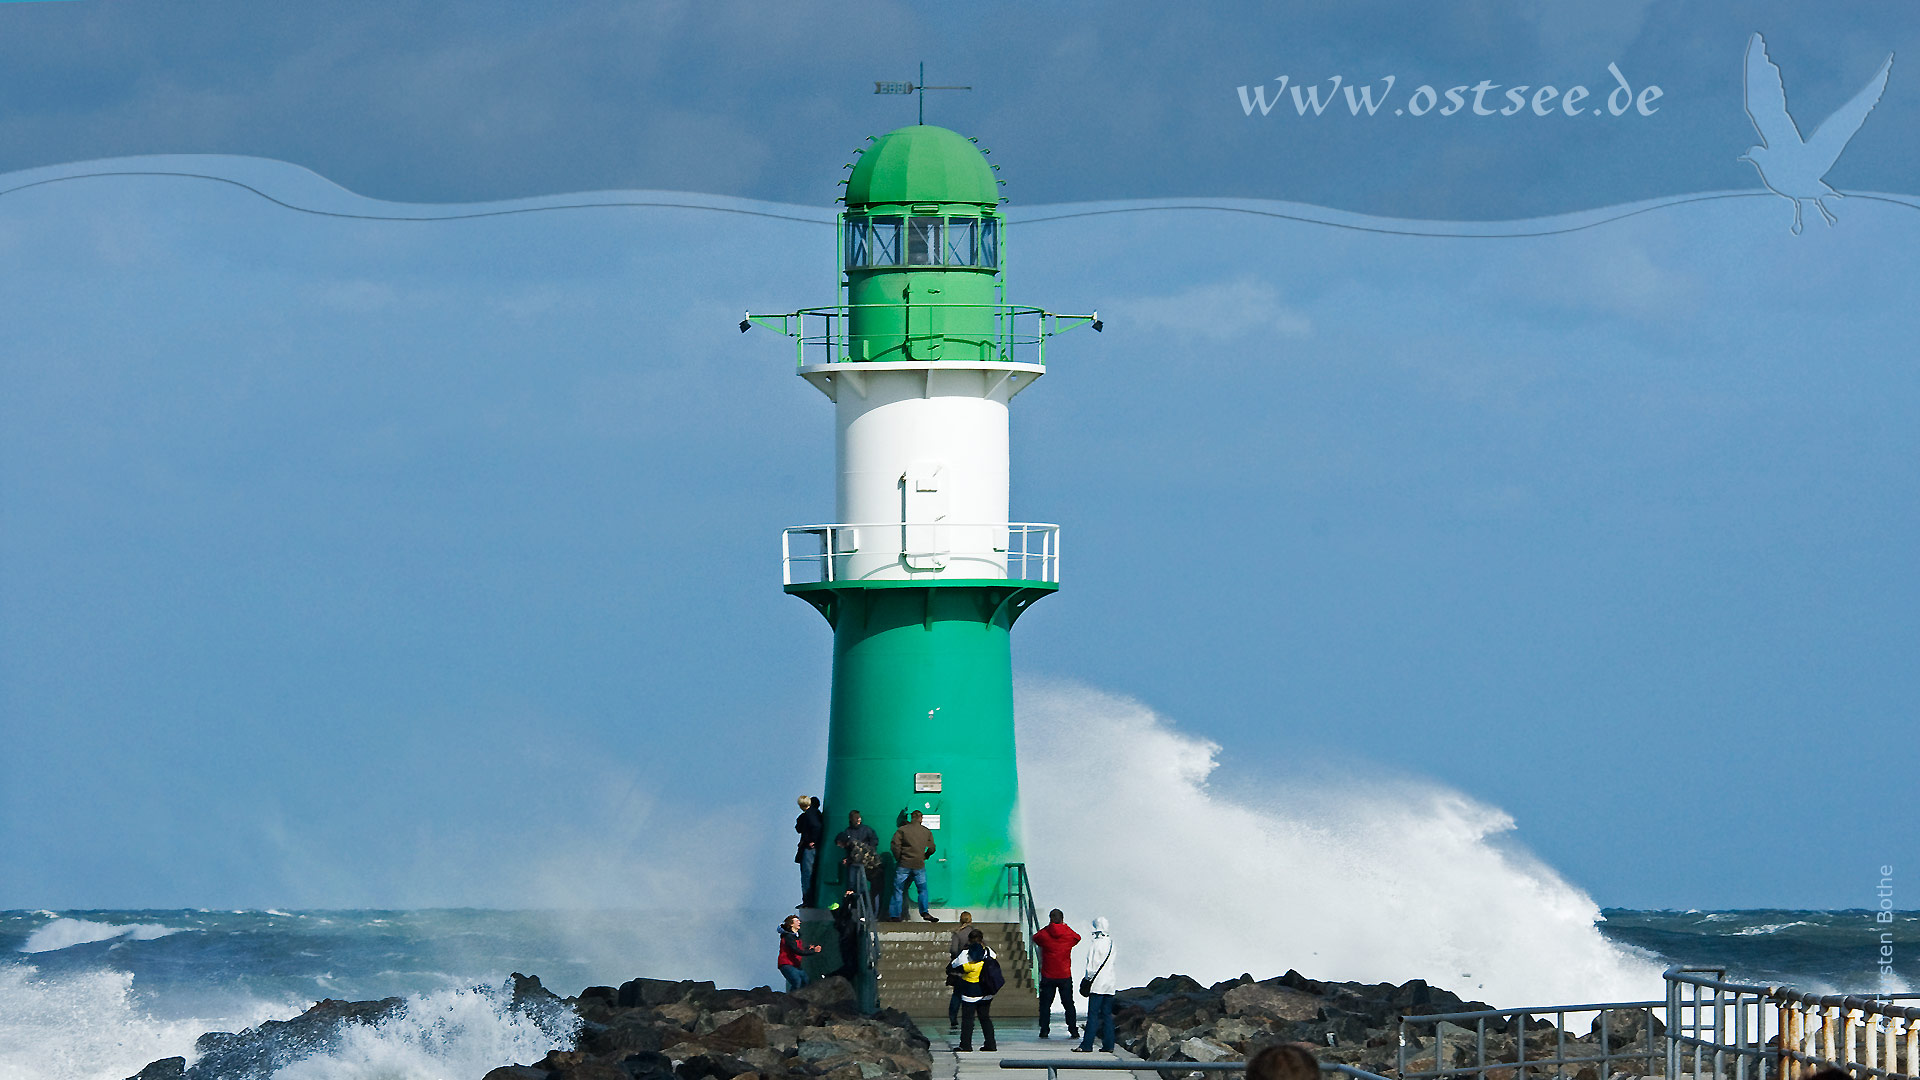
[
  {"x1": 1004, "y1": 862, "x2": 1044, "y2": 986},
  {"x1": 833, "y1": 865, "x2": 881, "y2": 1015}
]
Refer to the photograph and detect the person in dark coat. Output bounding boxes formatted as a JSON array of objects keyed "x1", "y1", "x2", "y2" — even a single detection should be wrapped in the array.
[
  {"x1": 794, "y1": 796, "x2": 824, "y2": 907},
  {"x1": 1031, "y1": 907, "x2": 1081, "y2": 1039},
  {"x1": 833, "y1": 810, "x2": 882, "y2": 903},
  {"x1": 830, "y1": 888, "x2": 865, "y2": 980}
]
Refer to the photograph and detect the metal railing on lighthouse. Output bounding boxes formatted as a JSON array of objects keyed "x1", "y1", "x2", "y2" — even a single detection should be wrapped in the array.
[{"x1": 782, "y1": 522, "x2": 1060, "y2": 586}]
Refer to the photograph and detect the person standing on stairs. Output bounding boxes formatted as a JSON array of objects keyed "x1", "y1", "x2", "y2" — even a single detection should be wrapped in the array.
[
  {"x1": 1073, "y1": 916, "x2": 1117, "y2": 1054},
  {"x1": 835, "y1": 810, "x2": 882, "y2": 904},
  {"x1": 948, "y1": 910, "x2": 977, "y2": 1032},
  {"x1": 887, "y1": 810, "x2": 939, "y2": 923}
]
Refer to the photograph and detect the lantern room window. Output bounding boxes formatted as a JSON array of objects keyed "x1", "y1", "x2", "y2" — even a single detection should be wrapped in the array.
[
  {"x1": 907, "y1": 217, "x2": 942, "y2": 264},
  {"x1": 845, "y1": 214, "x2": 998, "y2": 268}
]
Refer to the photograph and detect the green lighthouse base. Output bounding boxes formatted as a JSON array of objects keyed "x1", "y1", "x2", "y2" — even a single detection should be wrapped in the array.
[{"x1": 788, "y1": 580, "x2": 1053, "y2": 911}]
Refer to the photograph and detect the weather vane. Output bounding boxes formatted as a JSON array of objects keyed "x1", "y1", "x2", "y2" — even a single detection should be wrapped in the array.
[{"x1": 874, "y1": 62, "x2": 971, "y2": 125}]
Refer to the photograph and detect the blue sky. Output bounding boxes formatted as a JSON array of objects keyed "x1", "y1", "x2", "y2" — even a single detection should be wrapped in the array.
[{"x1": 1, "y1": 3, "x2": 1917, "y2": 915}]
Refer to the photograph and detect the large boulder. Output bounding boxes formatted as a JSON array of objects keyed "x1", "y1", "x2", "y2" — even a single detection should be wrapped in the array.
[
  {"x1": 705, "y1": 1012, "x2": 771, "y2": 1051},
  {"x1": 792, "y1": 976, "x2": 857, "y2": 1009},
  {"x1": 1223, "y1": 982, "x2": 1321, "y2": 1023},
  {"x1": 1590, "y1": 1007, "x2": 1665, "y2": 1050},
  {"x1": 1181, "y1": 1037, "x2": 1235, "y2": 1063}
]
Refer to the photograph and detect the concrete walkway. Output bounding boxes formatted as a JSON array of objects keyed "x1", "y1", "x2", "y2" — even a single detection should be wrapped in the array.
[{"x1": 920, "y1": 1022, "x2": 1154, "y2": 1080}]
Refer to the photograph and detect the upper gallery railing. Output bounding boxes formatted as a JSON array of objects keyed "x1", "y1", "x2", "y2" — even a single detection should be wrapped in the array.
[{"x1": 744, "y1": 303, "x2": 1098, "y2": 368}]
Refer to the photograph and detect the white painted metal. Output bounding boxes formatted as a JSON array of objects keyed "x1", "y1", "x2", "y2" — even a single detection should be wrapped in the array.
[
  {"x1": 782, "y1": 523, "x2": 1060, "y2": 587},
  {"x1": 796, "y1": 359, "x2": 1046, "y2": 403},
  {"x1": 811, "y1": 360, "x2": 1037, "y2": 582}
]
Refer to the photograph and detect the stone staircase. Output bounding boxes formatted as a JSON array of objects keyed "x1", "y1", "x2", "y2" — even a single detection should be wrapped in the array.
[{"x1": 873, "y1": 921, "x2": 1039, "y2": 1022}]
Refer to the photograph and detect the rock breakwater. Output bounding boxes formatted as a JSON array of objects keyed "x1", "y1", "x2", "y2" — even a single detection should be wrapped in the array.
[
  {"x1": 122, "y1": 973, "x2": 932, "y2": 1080},
  {"x1": 1113, "y1": 971, "x2": 1663, "y2": 1078}
]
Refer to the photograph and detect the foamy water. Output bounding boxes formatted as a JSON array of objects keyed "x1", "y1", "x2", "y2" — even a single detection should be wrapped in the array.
[
  {"x1": 269, "y1": 983, "x2": 578, "y2": 1080},
  {"x1": 1017, "y1": 679, "x2": 1669, "y2": 1006},
  {"x1": 0, "y1": 965, "x2": 574, "y2": 1080},
  {"x1": 19, "y1": 919, "x2": 185, "y2": 954},
  {"x1": 0, "y1": 965, "x2": 265, "y2": 1080}
]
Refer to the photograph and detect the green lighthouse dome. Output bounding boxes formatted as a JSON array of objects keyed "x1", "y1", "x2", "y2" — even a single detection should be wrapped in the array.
[{"x1": 845, "y1": 125, "x2": 998, "y2": 207}]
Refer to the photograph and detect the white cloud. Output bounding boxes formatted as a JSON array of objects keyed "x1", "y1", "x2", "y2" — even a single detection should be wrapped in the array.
[{"x1": 1123, "y1": 277, "x2": 1313, "y2": 342}]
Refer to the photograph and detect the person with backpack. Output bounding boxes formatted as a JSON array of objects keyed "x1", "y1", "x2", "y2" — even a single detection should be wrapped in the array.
[
  {"x1": 947, "y1": 910, "x2": 978, "y2": 1032},
  {"x1": 947, "y1": 927, "x2": 1002, "y2": 1052},
  {"x1": 1072, "y1": 916, "x2": 1117, "y2": 1054}
]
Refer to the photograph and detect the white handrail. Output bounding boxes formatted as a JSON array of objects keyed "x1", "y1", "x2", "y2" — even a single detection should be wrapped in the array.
[{"x1": 781, "y1": 522, "x2": 1060, "y2": 586}]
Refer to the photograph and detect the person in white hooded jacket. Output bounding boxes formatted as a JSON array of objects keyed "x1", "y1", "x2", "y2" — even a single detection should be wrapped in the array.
[{"x1": 1072, "y1": 916, "x2": 1117, "y2": 1053}]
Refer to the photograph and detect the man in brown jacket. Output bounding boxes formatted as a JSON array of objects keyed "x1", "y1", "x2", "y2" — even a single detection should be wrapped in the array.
[{"x1": 887, "y1": 810, "x2": 939, "y2": 923}]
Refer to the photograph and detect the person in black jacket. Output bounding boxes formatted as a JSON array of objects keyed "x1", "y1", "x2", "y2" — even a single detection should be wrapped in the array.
[
  {"x1": 834, "y1": 810, "x2": 883, "y2": 903},
  {"x1": 794, "y1": 796, "x2": 824, "y2": 907}
]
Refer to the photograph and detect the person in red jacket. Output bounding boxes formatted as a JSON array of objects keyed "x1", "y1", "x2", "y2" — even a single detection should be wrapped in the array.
[
  {"x1": 778, "y1": 914, "x2": 821, "y2": 991},
  {"x1": 1031, "y1": 908, "x2": 1081, "y2": 1039}
]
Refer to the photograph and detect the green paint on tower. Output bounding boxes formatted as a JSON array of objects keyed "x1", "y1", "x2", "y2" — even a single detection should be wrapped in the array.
[{"x1": 751, "y1": 123, "x2": 1094, "y2": 919}]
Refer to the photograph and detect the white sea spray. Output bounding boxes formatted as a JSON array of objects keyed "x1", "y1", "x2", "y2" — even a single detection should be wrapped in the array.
[
  {"x1": 269, "y1": 981, "x2": 578, "y2": 1080},
  {"x1": 1016, "y1": 679, "x2": 1667, "y2": 1007},
  {"x1": 0, "y1": 964, "x2": 277, "y2": 1080}
]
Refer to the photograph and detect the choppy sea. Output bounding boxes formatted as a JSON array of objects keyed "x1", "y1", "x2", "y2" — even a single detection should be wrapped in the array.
[{"x1": 2, "y1": 908, "x2": 1913, "y2": 1080}]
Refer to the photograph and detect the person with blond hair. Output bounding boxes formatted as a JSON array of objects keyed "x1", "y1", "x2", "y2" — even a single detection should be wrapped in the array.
[
  {"x1": 794, "y1": 796, "x2": 823, "y2": 907},
  {"x1": 946, "y1": 910, "x2": 977, "y2": 1031}
]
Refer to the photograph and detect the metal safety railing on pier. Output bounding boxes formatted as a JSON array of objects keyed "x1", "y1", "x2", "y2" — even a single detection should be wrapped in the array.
[
  {"x1": 989, "y1": 968, "x2": 1920, "y2": 1080},
  {"x1": 782, "y1": 522, "x2": 1060, "y2": 586},
  {"x1": 1398, "y1": 998, "x2": 1666, "y2": 1080},
  {"x1": 998, "y1": 1060, "x2": 1394, "y2": 1080},
  {"x1": 1666, "y1": 966, "x2": 1920, "y2": 1080}
]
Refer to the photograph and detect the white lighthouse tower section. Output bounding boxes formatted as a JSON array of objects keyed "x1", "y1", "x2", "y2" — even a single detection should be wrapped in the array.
[{"x1": 805, "y1": 360, "x2": 1043, "y2": 582}]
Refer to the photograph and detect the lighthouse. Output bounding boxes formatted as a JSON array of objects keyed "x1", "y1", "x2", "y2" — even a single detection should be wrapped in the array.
[{"x1": 748, "y1": 124, "x2": 1095, "y2": 918}]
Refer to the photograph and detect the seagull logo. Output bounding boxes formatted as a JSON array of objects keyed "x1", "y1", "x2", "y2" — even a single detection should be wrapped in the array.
[{"x1": 1741, "y1": 32, "x2": 1894, "y2": 234}]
